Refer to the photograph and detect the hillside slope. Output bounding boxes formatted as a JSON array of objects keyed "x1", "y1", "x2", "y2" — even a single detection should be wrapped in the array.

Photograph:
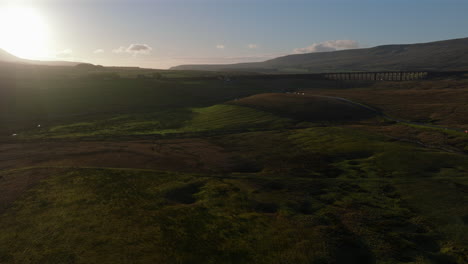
[
  {"x1": 0, "y1": 48, "x2": 80, "y2": 66},
  {"x1": 171, "y1": 37, "x2": 468, "y2": 73},
  {"x1": 0, "y1": 49, "x2": 22, "y2": 63}
]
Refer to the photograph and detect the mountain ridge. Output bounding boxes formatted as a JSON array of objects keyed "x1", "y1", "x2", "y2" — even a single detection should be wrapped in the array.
[{"x1": 171, "y1": 37, "x2": 468, "y2": 73}]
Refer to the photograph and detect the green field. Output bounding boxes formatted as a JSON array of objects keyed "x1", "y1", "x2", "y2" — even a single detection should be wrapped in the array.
[{"x1": 20, "y1": 104, "x2": 293, "y2": 139}]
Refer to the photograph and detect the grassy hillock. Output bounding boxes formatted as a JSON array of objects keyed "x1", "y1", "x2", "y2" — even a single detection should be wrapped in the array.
[
  {"x1": 306, "y1": 80, "x2": 468, "y2": 129},
  {"x1": 230, "y1": 93, "x2": 377, "y2": 122},
  {"x1": 185, "y1": 104, "x2": 292, "y2": 132}
]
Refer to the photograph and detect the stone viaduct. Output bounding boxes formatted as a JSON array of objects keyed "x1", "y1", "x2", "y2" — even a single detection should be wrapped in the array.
[{"x1": 323, "y1": 71, "x2": 428, "y2": 81}]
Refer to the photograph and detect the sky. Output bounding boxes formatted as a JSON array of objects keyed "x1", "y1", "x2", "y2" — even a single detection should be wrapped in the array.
[{"x1": 0, "y1": 0, "x2": 467, "y2": 69}]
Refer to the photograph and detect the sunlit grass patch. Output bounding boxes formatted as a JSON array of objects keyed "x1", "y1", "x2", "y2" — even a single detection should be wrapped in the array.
[{"x1": 21, "y1": 104, "x2": 293, "y2": 139}]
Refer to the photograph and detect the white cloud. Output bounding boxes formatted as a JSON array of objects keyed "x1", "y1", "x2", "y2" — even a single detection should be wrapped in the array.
[
  {"x1": 248, "y1": 44, "x2": 258, "y2": 49},
  {"x1": 294, "y1": 40, "x2": 359, "y2": 54},
  {"x1": 93, "y1": 49, "x2": 104, "y2": 54},
  {"x1": 112, "y1": 46, "x2": 126, "y2": 53},
  {"x1": 216, "y1": 44, "x2": 225, "y2": 49},
  {"x1": 55, "y1": 49, "x2": 73, "y2": 58},
  {"x1": 112, "y1": 44, "x2": 153, "y2": 54},
  {"x1": 127, "y1": 43, "x2": 152, "y2": 54}
]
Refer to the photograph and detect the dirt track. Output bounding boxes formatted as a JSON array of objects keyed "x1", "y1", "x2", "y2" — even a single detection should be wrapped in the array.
[{"x1": 0, "y1": 138, "x2": 233, "y2": 173}]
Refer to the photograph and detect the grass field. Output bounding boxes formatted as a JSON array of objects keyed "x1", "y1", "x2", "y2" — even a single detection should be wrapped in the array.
[
  {"x1": 0, "y1": 77, "x2": 340, "y2": 137},
  {"x1": 16, "y1": 92, "x2": 379, "y2": 139},
  {"x1": 19, "y1": 104, "x2": 293, "y2": 139},
  {"x1": 1, "y1": 73, "x2": 467, "y2": 263},
  {"x1": 1, "y1": 126, "x2": 467, "y2": 263}
]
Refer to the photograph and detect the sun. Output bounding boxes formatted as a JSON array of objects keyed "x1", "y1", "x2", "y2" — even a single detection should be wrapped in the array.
[{"x1": 0, "y1": 7, "x2": 51, "y2": 60}]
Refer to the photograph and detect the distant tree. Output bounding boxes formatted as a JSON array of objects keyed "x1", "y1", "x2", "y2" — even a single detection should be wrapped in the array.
[{"x1": 152, "y1": 72, "x2": 162, "y2": 79}]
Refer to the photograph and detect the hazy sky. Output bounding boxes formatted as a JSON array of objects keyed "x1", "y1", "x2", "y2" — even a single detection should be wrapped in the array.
[{"x1": 1, "y1": 0, "x2": 467, "y2": 69}]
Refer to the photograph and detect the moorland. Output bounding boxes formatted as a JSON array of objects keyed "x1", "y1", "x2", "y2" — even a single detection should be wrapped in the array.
[{"x1": 0, "y1": 63, "x2": 467, "y2": 264}]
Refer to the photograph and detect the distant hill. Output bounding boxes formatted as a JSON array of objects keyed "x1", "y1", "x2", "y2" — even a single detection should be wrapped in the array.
[
  {"x1": 0, "y1": 49, "x2": 80, "y2": 66},
  {"x1": 0, "y1": 49, "x2": 22, "y2": 63},
  {"x1": 171, "y1": 37, "x2": 468, "y2": 73}
]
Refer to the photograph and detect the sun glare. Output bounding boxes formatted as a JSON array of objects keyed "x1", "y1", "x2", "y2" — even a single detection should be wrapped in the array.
[{"x1": 0, "y1": 7, "x2": 51, "y2": 60}]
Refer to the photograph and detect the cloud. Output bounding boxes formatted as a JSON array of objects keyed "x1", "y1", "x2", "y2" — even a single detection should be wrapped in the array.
[
  {"x1": 112, "y1": 46, "x2": 126, "y2": 53},
  {"x1": 248, "y1": 44, "x2": 258, "y2": 49},
  {"x1": 112, "y1": 44, "x2": 153, "y2": 54},
  {"x1": 216, "y1": 44, "x2": 225, "y2": 49},
  {"x1": 93, "y1": 49, "x2": 104, "y2": 54},
  {"x1": 55, "y1": 49, "x2": 73, "y2": 58},
  {"x1": 127, "y1": 44, "x2": 152, "y2": 54},
  {"x1": 294, "y1": 40, "x2": 359, "y2": 54}
]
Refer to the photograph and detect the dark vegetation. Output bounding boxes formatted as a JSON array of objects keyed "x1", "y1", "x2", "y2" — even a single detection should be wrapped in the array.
[
  {"x1": 305, "y1": 79, "x2": 468, "y2": 129},
  {"x1": 0, "y1": 67, "x2": 467, "y2": 263}
]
